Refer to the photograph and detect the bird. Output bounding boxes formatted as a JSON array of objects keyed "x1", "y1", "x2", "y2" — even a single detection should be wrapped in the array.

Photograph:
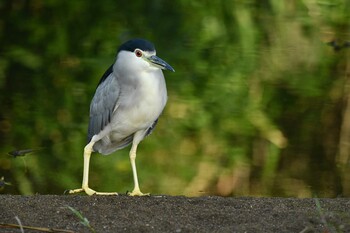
[{"x1": 69, "y1": 38, "x2": 174, "y2": 196}]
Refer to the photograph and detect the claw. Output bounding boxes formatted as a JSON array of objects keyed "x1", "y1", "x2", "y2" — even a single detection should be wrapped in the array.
[
  {"x1": 68, "y1": 187, "x2": 118, "y2": 196},
  {"x1": 128, "y1": 188, "x2": 150, "y2": 196},
  {"x1": 63, "y1": 189, "x2": 72, "y2": 195}
]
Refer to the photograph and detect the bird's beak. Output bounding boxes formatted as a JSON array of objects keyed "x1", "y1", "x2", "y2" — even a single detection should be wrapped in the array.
[{"x1": 148, "y1": 55, "x2": 175, "y2": 72}]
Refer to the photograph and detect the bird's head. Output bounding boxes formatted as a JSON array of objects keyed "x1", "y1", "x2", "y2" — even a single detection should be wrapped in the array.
[{"x1": 115, "y1": 38, "x2": 175, "y2": 74}]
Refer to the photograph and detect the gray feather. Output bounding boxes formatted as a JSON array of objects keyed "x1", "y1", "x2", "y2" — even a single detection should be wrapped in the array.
[
  {"x1": 87, "y1": 68, "x2": 120, "y2": 142},
  {"x1": 93, "y1": 134, "x2": 134, "y2": 155},
  {"x1": 146, "y1": 119, "x2": 159, "y2": 137}
]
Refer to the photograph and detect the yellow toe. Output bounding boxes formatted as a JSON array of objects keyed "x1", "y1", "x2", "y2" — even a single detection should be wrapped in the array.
[
  {"x1": 128, "y1": 189, "x2": 150, "y2": 196},
  {"x1": 68, "y1": 187, "x2": 118, "y2": 196}
]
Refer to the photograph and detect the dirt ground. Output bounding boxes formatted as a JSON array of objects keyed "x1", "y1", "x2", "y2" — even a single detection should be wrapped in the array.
[{"x1": 0, "y1": 195, "x2": 349, "y2": 233}]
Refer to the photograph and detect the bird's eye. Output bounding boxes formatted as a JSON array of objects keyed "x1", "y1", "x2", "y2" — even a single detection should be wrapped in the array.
[{"x1": 135, "y1": 50, "x2": 143, "y2": 57}]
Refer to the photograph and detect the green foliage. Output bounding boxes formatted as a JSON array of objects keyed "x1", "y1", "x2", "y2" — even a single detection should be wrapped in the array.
[{"x1": 0, "y1": 0, "x2": 349, "y2": 197}]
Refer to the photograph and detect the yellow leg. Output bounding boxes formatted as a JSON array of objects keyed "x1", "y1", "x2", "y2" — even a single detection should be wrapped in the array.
[
  {"x1": 69, "y1": 141, "x2": 118, "y2": 196},
  {"x1": 128, "y1": 141, "x2": 149, "y2": 196}
]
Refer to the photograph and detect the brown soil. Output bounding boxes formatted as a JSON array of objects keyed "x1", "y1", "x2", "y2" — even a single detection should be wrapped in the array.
[{"x1": 0, "y1": 195, "x2": 349, "y2": 233}]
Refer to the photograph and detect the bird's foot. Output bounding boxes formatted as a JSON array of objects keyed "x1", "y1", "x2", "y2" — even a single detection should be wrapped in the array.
[
  {"x1": 68, "y1": 187, "x2": 118, "y2": 196},
  {"x1": 128, "y1": 188, "x2": 150, "y2": 196}
]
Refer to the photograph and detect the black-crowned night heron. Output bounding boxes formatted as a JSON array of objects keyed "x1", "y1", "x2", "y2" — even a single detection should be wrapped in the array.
[{"x1": 69, "y1": 38, "x2": 174, "y2": 196}]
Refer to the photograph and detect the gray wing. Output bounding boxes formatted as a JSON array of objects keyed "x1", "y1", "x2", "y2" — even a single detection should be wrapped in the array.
[
  {"x1": 87, "y1": 65, "x2": 120, "y2": 142},
  {"x1": 145, "y1": 118, "x2": 159, "y2": 137}
]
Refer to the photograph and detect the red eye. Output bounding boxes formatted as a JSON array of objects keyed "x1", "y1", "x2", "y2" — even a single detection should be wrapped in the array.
[{"x1": 135, "y1": 50, "x2": 142, "y2": 57}]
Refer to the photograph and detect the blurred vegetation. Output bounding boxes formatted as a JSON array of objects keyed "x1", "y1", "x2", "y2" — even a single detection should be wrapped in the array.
[{"x1": 0, "y1": 0, "x2": 349, "y2": 197}]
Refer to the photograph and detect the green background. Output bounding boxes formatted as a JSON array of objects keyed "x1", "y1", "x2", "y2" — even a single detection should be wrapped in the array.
[{"x1": 0, "y1": 0, "x2": 349, "y2": 197}]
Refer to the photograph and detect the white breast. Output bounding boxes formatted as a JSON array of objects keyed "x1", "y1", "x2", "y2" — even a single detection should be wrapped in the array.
[{"x1": 110, "y1": 68, "x2": 167, "y2": 140}]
